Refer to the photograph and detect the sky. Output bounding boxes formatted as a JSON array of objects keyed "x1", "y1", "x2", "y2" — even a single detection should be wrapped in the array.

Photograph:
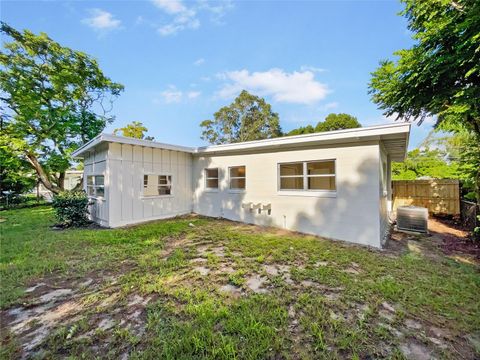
[{"x1": 2, "y1": 0, "x2": 433, "y2": 149}]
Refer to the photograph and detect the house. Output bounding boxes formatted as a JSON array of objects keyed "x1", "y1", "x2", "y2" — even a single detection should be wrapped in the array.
[
  {"x1": 35, "y1": 170, "x2": 83, "y2": 201},
  {"x1": 72, "y1": 123, "x2": 410, "y2": 248}
]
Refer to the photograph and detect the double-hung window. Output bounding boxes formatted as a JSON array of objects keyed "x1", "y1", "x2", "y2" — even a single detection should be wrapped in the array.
[
  {"x1": 205, "y1": 168, "x2": 219, "y2": 189},
  {"x1": 279, "y1": 160, "x2": 336, "y2": 192},
  {"x1": 87, "y1": 175, "x2": 105, "y2": 197},
  {"x1": 229, "y1": 166, "x2": 246, "y2": 190},
  {"x1": 143, "y1": 174, "x2": 172, "y2": 196}
]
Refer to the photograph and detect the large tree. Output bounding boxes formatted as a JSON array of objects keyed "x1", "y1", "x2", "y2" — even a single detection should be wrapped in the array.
[
  {"x1": 368, "y1": 0, "x2": 480, "y2": 202},
  {"x1": 315, "y1": 113, "x2": 361, "y2": 132},
  {"x1": 114, "y1": 121, "x2": 154, "y2": 140},
  {"x1": 200, "y1": 90, "x2": 282, "y2": 144},
  {"x1": 0, "y1": 23, "x2": 123, "y2": 193},
  {"x1": 286, "y1": 113, "x2": 361, "y2": 136}
]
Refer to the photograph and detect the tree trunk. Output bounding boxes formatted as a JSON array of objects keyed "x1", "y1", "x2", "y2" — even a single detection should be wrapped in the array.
[
  {"x1": 25, "y1": 151, "x2": 61, "y2": 194},
  {"x1": 58, "y1": 171, "x2": 65, "y2": 191}
]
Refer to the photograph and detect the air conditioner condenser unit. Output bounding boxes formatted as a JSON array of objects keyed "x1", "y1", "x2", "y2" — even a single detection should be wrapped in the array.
[{"x1": 396, "y1": 206, "x2": 428, "y2": 233}]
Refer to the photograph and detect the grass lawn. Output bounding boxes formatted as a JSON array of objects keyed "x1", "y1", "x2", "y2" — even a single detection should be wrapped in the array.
[{"x1": 1, "y1": 206, "x2": 479, "y2": 359}]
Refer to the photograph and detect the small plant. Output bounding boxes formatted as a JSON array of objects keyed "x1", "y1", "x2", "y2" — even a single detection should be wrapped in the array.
[
  {"x1": 52, "y1": 191, "x2": 90, "y2": 227},
  {"x1": 228, "y1": 270, "x2": 246, "y2": 287}
]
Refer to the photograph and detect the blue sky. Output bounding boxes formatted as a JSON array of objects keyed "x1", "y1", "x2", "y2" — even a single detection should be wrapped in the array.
[{"x1": 2, "y1": 0, "x2": 433, "y2": 148}]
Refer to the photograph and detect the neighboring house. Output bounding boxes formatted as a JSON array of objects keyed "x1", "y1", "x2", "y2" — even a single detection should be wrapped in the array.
[
  {"x1": 72, "y1": 123, "x2": 410, "y2": 248},
  {"x1": 36, "y1": 170, "x2": 83, "y2": 201}
]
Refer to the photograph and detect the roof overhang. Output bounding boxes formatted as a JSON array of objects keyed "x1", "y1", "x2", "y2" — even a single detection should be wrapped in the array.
[
  {"x1": 72, "y1": 123, "x2": 410, "y2": 162},
  {"x1": 196, "y1": 123, "x2": 410, "y2": 161},
  {"x1": 72, "y1": 133, "x2": 195, "y2": 158}
]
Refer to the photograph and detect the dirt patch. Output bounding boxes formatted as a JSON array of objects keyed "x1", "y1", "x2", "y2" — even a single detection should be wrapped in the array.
[
  {"x1": 159, "y1": 235, "x2": 193, "y2": 258},
  {"x1": 245, "y1": 275, "x2": 269, "y2": 294},
  {"x1": 219, "y1": 284, "x2": 242, "y2": 297},
  {"x1": 193, "y1": 266, "x2": 210, "y2": 276},
  {"x1": 0, "y1": 266, "x2": 152, "y2": 357},
  {"x1": 388, "y1": 217, "x2": 480, "y2": 264},
  {"x1": 400, "y1": 341, "x2": 432, "y2": 360}
]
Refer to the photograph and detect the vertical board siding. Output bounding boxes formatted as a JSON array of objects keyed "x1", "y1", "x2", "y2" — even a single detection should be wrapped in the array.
[
  {"x1": 107, "y1": 143, "x2": 193, "y2": 227},
  {"x1": 82, "y1": 143, "x2": 109, "y2": 226},
  {"x1": 392, "y1": 179, "x2": 460, "y2": 215}
]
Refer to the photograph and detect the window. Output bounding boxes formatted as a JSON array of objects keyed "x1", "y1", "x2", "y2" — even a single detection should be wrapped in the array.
[
  {"x1": 229, "y1": 166, "x2": 246, "y2": 190},
  {"x1": 205, "y1": 168, "x2": 219, "y2": 189},
  {"x1": 279, "y1": 160, "x2": 336, "y2": 191},
  {"x1": 87, "y1": 175, "x2": 105, "y2": 197},
  {"x1": 279, "y1": 163, "x2": 304, "y2": 190},
  {"x1": 143, "y1": 175, "x2": 172, "y2": 196}
]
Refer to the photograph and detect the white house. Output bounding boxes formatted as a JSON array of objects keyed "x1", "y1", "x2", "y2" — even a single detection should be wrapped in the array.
[{"x1": 72, "y1": 123, "x2": 410, "y2": 248}]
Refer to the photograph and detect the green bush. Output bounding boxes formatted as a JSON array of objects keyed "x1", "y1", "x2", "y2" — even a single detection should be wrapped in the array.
[{"x1": 52, "y1": 191, "x2": 90, "y2": 227}]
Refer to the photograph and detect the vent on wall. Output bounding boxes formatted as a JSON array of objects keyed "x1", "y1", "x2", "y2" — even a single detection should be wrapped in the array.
[{"x1": 396, "y1": 206, "x2": 428, "y2": 233}]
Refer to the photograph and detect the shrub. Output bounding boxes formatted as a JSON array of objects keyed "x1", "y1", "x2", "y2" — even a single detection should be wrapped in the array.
[{"x1": 52, "y1": 191, "x2": 90, "y2": 227}]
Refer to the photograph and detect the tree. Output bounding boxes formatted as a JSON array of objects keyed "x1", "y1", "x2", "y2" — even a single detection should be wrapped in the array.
[
  {"x1": 392, "y1": 148, "x2": 459, "y2": 180},
  {"x1": 286, "y1": 125, "x2": 315, "y2": 136},
  {"x1": 0, "y1": 23, "x2": 123, "y2": 194},
  {"x1": 114, "y1": 121, "x2": 154, "y2": 140},
  {"x1": 315, "y1": 113, "x2": 361, "y2": 132},
  {"x1": 200, "y1": 90, "x2": 282, "y2": 144},
  {"x1": 0, "y1": 140, "x2": 36, "y2": 196},
  {"x1": 368, "y1": 0, "x2": 480, "y2": 202},
  {"x1": 442, "y1": 130, "x2": 480, "y2": 201},
  {"x1": 286, "y1": 113, "x2": 361, "y2": 136}
]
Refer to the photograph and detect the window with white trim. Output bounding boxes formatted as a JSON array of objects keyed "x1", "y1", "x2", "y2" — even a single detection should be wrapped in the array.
[
  {"x1": 229, "y1": 166, "x2": 246, "y2": 190},
  {"x1": 205, "y1": 168, "x2": 219, "y2": 189},
  {"x1": 87, "y1": 175, "x2": 105, "y2": 197},
  {"x1": 279, "y1": 160, "x2": 336, "y2": 191},
  {"x1": 143, "y1": 175, "x2": 172, "y2": 196}
]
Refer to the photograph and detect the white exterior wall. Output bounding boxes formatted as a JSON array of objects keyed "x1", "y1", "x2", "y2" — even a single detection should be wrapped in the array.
[
  {"x1": 193, "y1": 141, "x2": 383, "y2": 247},
  {"x1": 84, "y1": 143, "x2": 109, "y2": 226},
  {"x1": 105, "y1": 143, "x2": 193, "y2": 227}
]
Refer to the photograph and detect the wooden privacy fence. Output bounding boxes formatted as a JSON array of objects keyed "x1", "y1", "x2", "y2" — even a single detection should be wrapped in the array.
[{"x1": 392, "y1": 179, "x2": 460, "y2": 215}]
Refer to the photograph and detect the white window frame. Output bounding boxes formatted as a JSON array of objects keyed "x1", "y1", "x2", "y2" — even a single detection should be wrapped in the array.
[
  {"x1": 204, "y1": 168, "x2": 219, "y2": 191},
  {"x1": 277, "y1": 160, "x2": 337, "y2": 197},
  {"x1": 142, "y1": 173, "x2": 173, "y2": 198},
  {"x1": 228, "y1": 166, "x2": 246, "y2": 192},
  {"x1": 86, "y1": 175, "x2": 105, "y2": 199}
]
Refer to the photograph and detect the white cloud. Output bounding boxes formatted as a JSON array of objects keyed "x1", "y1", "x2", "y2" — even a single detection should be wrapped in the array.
[
  {"x1": 151, "y1": 0, "x2": 233, "y2": 36},
  {"x1": 152, "y1": 0, "x2": 199, "y2": 36},
  {"x1": 82, "y1": 9, "x2": 121, "y2": 30},
  {"x1": 155, "y1": 86, "x2": 200, "y2": 103},
  {"x1": 300, "y1": 65, "x2": 327, "y2": 73},
  {"x1": 152, "y1": 0, "x2": 187, "y2": 14},
  {"x1": 160, "y1": 86, "x2": 183, "y2": 103},
  {"x1": 194, "y1": 58, "x2": 205, "y2": 66},
  {"x1": 322, "y1": 102, "x2": 338, "y2": 110},
  {"x1": 197, "y1": 0, "x2": 234, "y2": 24},
  {"x1": 187, "y1": 91, "x2": 201, "y2": 99},
  {"x1": 217, "y1": 68, "x2": 330, "y2": 104}
]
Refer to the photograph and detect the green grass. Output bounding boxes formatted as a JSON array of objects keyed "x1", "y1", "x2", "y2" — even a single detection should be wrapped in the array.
[{"x1": 1, "y1": 206, "x2": 479, "y2": 359}]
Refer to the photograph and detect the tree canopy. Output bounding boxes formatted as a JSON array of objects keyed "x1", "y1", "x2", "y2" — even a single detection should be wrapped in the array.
[
  {"x1": 200, "y1": 90, "x2": 282, "y2": 145},
  {"x1": 0, "y1": 23, "x2": 123, "y2": 193},
  {"x1": 392, "y1": 148, "x2": 459, "y2": 180},
  {"x1": 368, "y1": 0, "x2": 480, "y2": 203},
  {"x1": 286, "y1": 113, "x2": 361, "y2": 136},
  {"x1": 114, "y1": 121, "x2": 154, "y2": 140},
  {"x1": 369, "y1": 0, "x2": 480, "y2": 134}
]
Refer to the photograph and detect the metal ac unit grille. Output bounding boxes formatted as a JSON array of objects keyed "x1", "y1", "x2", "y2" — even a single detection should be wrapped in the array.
[{"x1": 396, "y1": 206, "x2": 428, "y2": 233}]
